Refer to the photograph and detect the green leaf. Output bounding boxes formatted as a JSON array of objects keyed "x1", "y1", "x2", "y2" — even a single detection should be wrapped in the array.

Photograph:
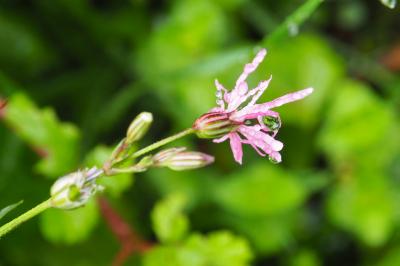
[
  {"x1": 84, "y1": 145, "x2": 133, "y2": 198},
  {"x1": 39, "y1": 199, "x2": 99, "y2": 244},
  {"x1": 0, "y1": 13, "x2": 56, "y2": 78},
  {"x1": 151, "y1": 193, "x2": 189, "y2": 244},
  {"x1": 215, "y1": 163, "x2": 308, "y2": 217},
  {"x1": 288, "y1": 249, "x2": 321, "y2": 266},
  {"x1": 0, "y1": 200, "x2": 23, "y2": 220},
  {"x1": 2, "y1": 93, "x2": 80, "y2": 178},
  {"x1": 135, "y1": 0, "x2": 230, "y2": 83},
  {"x1": 147, "y1": 168, "x2": 211, "y2": 207},
  {"x1": 134, "y1": 0, "x2": 233, "y2": 127},
  {"x1": 380, "y1": 0, "x2": 396, "y2": 9},
  {"x1": 376, "y1": 245, "x2": 400, "y2": 266},
  {"x1": 144, "y1": 231, "x2": 253, "y2": 266},
  {"x1": 179, "y1": 231, "x2": 252, "y2": 266},
  {"x1": 318, "y1": 79, "x2": 399, "y2": 171},
  {"x1": 225, "y1": 211, "x2": 299, "y2": 255},
  {"x1": 326, "y1": 175, "x2": 396, "y2": 246},
  {"x1": 143, "y1": 246, "x2": 181, "y2": 266}
]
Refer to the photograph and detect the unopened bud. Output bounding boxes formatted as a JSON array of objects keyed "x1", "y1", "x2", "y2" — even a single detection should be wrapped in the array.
[
  {"x1": 152, "y1": 147, "x2": 186, "y2": 162},
  {"x1": 126, "y1": 112, "x2": 153, "y2": 143},
  {"x1": 193, "y1": 112, "x2": 238, "y2": 139},
  {"x1": 153, "y1": 147, "x2": 214, "y2": 171},
  {"x1": 50, "y1": 167, "x2": 104, "y2": 209}
]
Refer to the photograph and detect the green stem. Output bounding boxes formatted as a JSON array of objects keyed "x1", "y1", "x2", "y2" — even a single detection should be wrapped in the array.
[
  {"x1": 265, "y1": 0, "x2": 323, "y2": 45},
  {"x1": 0, "y1": 199, "x2": 51, "y2": 238},
  {"x1": 131, "y1": 128, "x2": 195, "y2": 159}
]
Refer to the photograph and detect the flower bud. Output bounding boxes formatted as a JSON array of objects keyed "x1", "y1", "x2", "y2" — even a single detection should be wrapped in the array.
[
  {"x1": 152, "y1": 147, "x2": 186, "y2": 162},
  {"x1": 153, "y1": 147, "x2": 214, "y2": 171},
  {"x1": 133, "y1": 155, "x2": 153, "y2": 172},
  {"x1": 126, "y1": 112, "x2": 153, "y2": 144},
  {"x1": 50, "y1": 167, "x2": 104, "y2": 210},
  {"x1": 193, "y1": 112, "x2": 239, "y2": 139}
]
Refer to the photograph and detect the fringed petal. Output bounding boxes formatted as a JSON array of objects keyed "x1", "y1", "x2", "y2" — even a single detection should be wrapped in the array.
[
  {"x1": 235, "y1": 49, "x2": 267, "y2": 87},
  {"x1": 244, "y1": 88, "x2": 314, "y2": 115},
  {"x1": 226, "y1": 82, "x2": 249, "y2": 112},
  {"x1": 213, "y1": 134, "x2": 230, "y2": 143},
  {"x1": 229, "y1": 132, "x2": 243, "y2": 164},
  {"x1": 215, "y1": 79, "x2": 228, "y2": 110}
]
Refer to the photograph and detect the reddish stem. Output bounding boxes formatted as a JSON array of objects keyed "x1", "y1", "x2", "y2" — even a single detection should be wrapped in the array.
[
  {"x1": 381, "y1": 43, "x2": 400, "y2": 71},
  {"x1": 98, "y1": 197, "x2": 153, "y2": 266},
  {"x1": 0, "y1": 98, "x2": 7, "y2": 118}
]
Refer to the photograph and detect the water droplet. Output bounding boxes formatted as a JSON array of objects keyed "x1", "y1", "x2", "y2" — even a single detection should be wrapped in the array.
[
  {"x1": 268, "y1": 156, "x2": 279, "y2": 164},
  {"x1": 381, "y1": 0, "x2": 396, "y2": 9},
  {"x1": 288, "y1": 22, "x2": 299, "y2": 36},
  {"x1": 263, "y1": 116, "x2": 281, "y2": 131}
]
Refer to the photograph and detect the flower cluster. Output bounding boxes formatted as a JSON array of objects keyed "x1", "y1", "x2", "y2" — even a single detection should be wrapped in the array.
[
  {"x1": 193, "y1": 49, "x2": 313, "y2": 164},
  {"x1": 49, "y1": 48, "x2": 313, "y2": 210},
  {"x1": 0, "y1": 47, "x2": 316, "y2": 240}
]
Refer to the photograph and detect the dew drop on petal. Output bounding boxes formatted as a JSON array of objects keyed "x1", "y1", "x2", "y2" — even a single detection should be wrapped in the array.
[
  {"x1": 263, "y1": 116, "x2": 281, "y2": 131},
  {"x1": 268, "y1": 155, "x2": 279, "y2": 164}
]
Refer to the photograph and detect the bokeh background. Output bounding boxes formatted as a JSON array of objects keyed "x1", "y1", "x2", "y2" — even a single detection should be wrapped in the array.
[{"x1": 1, "y1": 0, "x2": 400, "y2": 265}]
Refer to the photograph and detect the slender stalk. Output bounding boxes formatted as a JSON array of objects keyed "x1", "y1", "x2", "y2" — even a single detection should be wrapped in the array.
[
  {"x1": 131, "y1": 128, "x2": 195, "y2": 159},
  {"x1": 0, "y1": 199, "x2": 51, "y2": 238},
  {"x1": 265, "y1": 0, "x2": 323, "y2": 45}
]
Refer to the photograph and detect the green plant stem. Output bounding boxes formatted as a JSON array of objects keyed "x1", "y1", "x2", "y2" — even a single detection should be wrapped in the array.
[
  {"x1": 265, "y1": 0, "x2": 323, "y2": 45},
  {"x1": 131, "y1": 128, "x2": 195, "y2": 159},
  {"x1": 0, "y1": 199, "x2": 51, "y2": 238}
]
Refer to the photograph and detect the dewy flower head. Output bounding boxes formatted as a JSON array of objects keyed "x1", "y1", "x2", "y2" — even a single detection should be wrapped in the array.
[
  {"x1": 193, "y1": 48, "x2": 313, "y2": 164},
  {"x1": 50, "y1": 167, "x2": 104, "y2": 209}
]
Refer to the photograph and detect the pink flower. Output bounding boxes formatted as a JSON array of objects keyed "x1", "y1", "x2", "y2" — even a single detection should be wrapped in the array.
[{"x1": 193, "y1": 48, "x2": 313, "y2": 164}]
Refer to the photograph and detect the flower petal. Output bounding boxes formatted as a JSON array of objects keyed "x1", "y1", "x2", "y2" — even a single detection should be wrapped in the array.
[
  {"x1": 237, "y1": 88, "x2": 314, "y2": 117},
  {"x1": 269, "y1": 151, "x2": 282, "y2": 163},
  {"x1": 229, "y1": 132, "x2": 243, "y2": 164},
  {"x1": 231, "y1": 109, "x2": 279, "y2": 123},
  {"x1": 227, "y1": 75, "x2": 272, "y2": 113},
  {"x1": 239, "y1": 125, "x2": 283, "y2": 152},
  {"x1": 246, "y1": 75, "x2": 272, "y2": 107},
  {"x1": 215, "y1": 79, "x2": 228, "y2": 110},
  {"x1": 226, "y1": 49, "x2": 267, "y2": 112},
  {"x1": 213, "y1": 134, "x2": 230, "y2": 143},
  {"x1": 235, "y1": 49, "x2": 267, "y2": 87},
  {"x1": 226, "y1": 82, "x2": 249, "y2": 112}
]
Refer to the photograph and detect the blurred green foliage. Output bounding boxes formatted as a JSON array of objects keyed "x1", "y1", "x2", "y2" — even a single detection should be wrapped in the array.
[
  {"x1": 0, "y1": 0, "x2": 400, "y2": 265},
  {"x1": 152, "y1": 193, "x2": 189, "y2": 244},
  {"x1": 144, "y1": 231, "x2": 252, "y2": 266},
  {"x1": 2, "y1": 93, "x2": 80, "y2": 177}
]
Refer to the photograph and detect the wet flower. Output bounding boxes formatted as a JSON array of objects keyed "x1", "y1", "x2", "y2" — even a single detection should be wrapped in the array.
[
  {"x1": 50, "y1": 167, "x2": 104, "y2": 209},
  {"x1": 193, "y1": 48, "x2": 313, "y2": 164}
]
